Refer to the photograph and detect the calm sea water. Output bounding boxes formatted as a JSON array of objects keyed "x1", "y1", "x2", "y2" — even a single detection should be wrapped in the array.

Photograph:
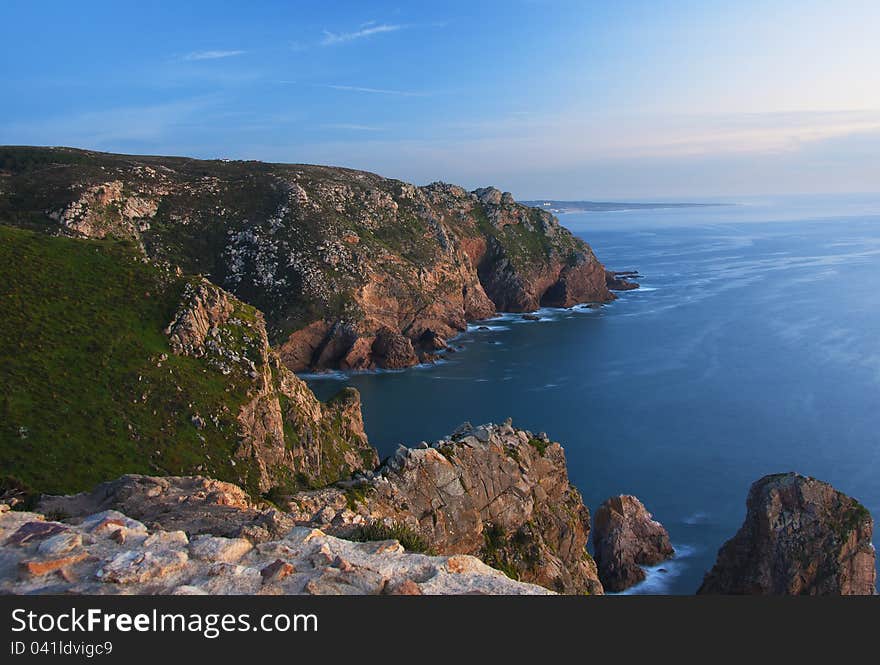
[{"x1": 308, "y1": 194, "x2": 880, "y2": 594}]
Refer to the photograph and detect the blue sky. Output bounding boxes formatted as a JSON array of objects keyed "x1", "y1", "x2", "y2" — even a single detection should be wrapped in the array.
[{"x1": 2, "y1": 0, "x2": 879, "y2": 198}]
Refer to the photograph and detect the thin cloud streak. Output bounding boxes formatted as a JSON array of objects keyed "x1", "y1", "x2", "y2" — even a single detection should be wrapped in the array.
[
  {"x1": 319, "y1": 123, "x2": 384, "y2": 132},
  {"x1": 433, "y1": 108, "x2": 880, "y2": 161},
  {"x1": 183, "y1": 50, "x2": 246, "y2": 61},
  {"x1": 323, "y1": 84, "x2": 431, "y2": 97},
  {"x1": 321, "y1": 24, "x2": 401, "y2": 46}
]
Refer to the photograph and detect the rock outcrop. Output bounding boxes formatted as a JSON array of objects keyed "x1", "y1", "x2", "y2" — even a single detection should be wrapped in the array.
[
  {"x1": 163, "y1": 277, "x2": 378, "y2": 493},
  {"x1": 698, "y1": 473, "x2": 876, "y2": 595},
  {"x1": 286, "y1": 421, "x2": 604, "y2": 594},
  {"x1": 370, "y1": 326, "x2": 419, "y2": 369},
  {"x1": 45, "y1": 179, "x2": 160, "y2": 244},
  {"x1": 165, "y1": 278, "x2": 236, "y2": 357},
  {"x1": 605, "y1": 270, "x2": 641, "y2": 291},
  {"x1": 592, "y1": 495, "x2": 674, "y2": 591},
  {"x1": 0, "y1": 502, "x2": 550, "y2": 595},
  {"x1": 0, "y1": 147, "x2": 634, "y2": 372}
]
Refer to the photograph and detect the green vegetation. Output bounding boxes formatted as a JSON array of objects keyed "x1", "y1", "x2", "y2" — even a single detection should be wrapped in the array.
[
  {"x1": 0, "y1": 225, "x2": 256, "y2": 496},
  {"x1": 527, "y1": 437, "x2": 549, "y2": 455},
  {"x1": 260, "y1": 485, "x2": 291, "y2": 509},
  {"x1": 837, "y1": 500, "x2": 871, "y2": 540},
  {"x1": 480, "y1": 522, "x2": 520, "y2": 580},
  {"x1": 468, "y1": 203, "x2": 568, "y2": 273},
  {"x1": 343, "y1": 482, "x2": 371, "y2": 511},
  {"x1": 0, "y1": 146, "x2": 591, "y2": 352},
  {"x1": 351, "y1": 521, "x2": 433, "y2": 554},
  {"x1": 437, "y1": 442, "x2": 457, "y2": 460}
]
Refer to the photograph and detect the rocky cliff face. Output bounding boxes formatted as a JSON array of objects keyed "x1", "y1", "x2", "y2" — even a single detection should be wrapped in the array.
[
  {"x1": 592, "y1": 495, "x2": 674, "y2": 592},
  {"x1": 698, "y1": 473, "x2": 876, "y2": 595},
  {"x1": 1, "y1": 496, "x2": 550, "y2": 595},
  {"x1": 285, "y1": 421, "x2": 604, "y2": 594},
  {"x1": 161, "y1": 277, "x2": 378, "y2": 493},
  {"x1": 0, "y1": 226, "x2": 374, "y2": 498},
  {"x1": 0, "y1": 147, "x2": 628, "y2": 372}
]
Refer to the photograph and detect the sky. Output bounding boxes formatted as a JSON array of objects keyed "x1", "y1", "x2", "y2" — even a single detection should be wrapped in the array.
[{"x1": 2, "y1": 0, "x2": 879, "y2": 199}]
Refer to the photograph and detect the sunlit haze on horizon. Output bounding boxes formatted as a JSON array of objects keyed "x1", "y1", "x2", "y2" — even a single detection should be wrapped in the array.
[{"x1": 2, "y1": 0, "x2": 879, "y2": 199}]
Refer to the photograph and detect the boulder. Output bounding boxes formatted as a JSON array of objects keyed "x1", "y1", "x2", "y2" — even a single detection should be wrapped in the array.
[
  {"x1": 371, "y1": 327, "x2": 419, "y2": 369},
  {"x1": 605, "y1": 270, "x2": 640, "y2": 291}
]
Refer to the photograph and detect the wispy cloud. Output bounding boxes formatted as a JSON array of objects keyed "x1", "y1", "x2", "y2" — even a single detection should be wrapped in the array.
[
  {"x1": 322, "y1": 84, "x2": 430, "y2": 97},
  {"x1": 319, "y1": 123, "x2": 384, "y2": 132},
  {"x1": 183, "y1": 50, "x2": 246, "y2": 61},
  {"x1": 320, "y1": 23, "x2": 402, "y2": 46}
]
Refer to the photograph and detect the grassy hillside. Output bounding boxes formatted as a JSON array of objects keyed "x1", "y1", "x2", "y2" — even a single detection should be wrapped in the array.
[{"x1": 0, "y1": 225, "x2": 262, "y2": 495}]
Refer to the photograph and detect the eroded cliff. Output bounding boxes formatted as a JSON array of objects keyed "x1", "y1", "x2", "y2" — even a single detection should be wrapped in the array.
[
  {"x1": 593, "y1": 495, "x2": 674, "y2": 592},
  {"x1": 698, "y1": 473, "x2": 875, "y2": 595},
  {"x1": 285, "y1": 421, "x2": 604, "y2": 594},
  {"x1": 0, "y1": 146, "x2": 628, "y2": 372}
]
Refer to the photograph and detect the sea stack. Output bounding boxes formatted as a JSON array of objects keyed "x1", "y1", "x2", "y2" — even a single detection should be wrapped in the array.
[
  {"x1": 592, "y1": 495, "x2": 674, "y2": 591},
  {"x1": 698, "y1": 473, "x2": 876, "y2": 595}
]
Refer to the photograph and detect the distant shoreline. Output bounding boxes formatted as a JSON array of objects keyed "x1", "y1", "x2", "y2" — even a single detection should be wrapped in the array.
[{"x1": 521, "y1": 200, "x2": 733, "y2": 214}]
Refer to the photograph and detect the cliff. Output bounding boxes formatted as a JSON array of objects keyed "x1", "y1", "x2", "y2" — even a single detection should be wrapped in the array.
[
  {"x1": 0, "y1": 147, "x2": 634, "y2": 596},
  {"x1": 285, "y1": 421, "x2": 604, "y2": 594},
  {"x1": 0, "y1": 146, "x2": 628, "y2": 372},
  {"x1": 698, "y1": 473, "x2": 876, "y2": 595},
  {"x1": 0, "y1": 226, "x2": 374, "y2": 499}
]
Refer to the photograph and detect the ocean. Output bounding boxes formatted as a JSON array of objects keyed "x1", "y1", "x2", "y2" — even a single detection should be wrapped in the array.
[{"x1": 307, "y1": 193, "x2": 880, "y2": 594}]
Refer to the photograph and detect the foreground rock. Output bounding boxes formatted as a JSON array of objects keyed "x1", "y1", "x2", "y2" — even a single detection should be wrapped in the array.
[
  {"x1": 287, "y1": 421, "x2": 604, "y2": 594},
  {"x1": 37, "y1": 476, "x2": 294, "y2": 543},
  {"x1": 0, "y1": 504, "x2": 549, "y2": 595},
  {"x1": 698, "y1": 473, "x2": 876, "y2": 595},
  {"x1": 593, "y1": 495, "x2": 674, "y2": 591}
]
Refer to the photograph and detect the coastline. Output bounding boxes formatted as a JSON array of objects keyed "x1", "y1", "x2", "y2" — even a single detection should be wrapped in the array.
[{"x1": 298, "y1": 295, "x2": 632, "y2": 381}]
